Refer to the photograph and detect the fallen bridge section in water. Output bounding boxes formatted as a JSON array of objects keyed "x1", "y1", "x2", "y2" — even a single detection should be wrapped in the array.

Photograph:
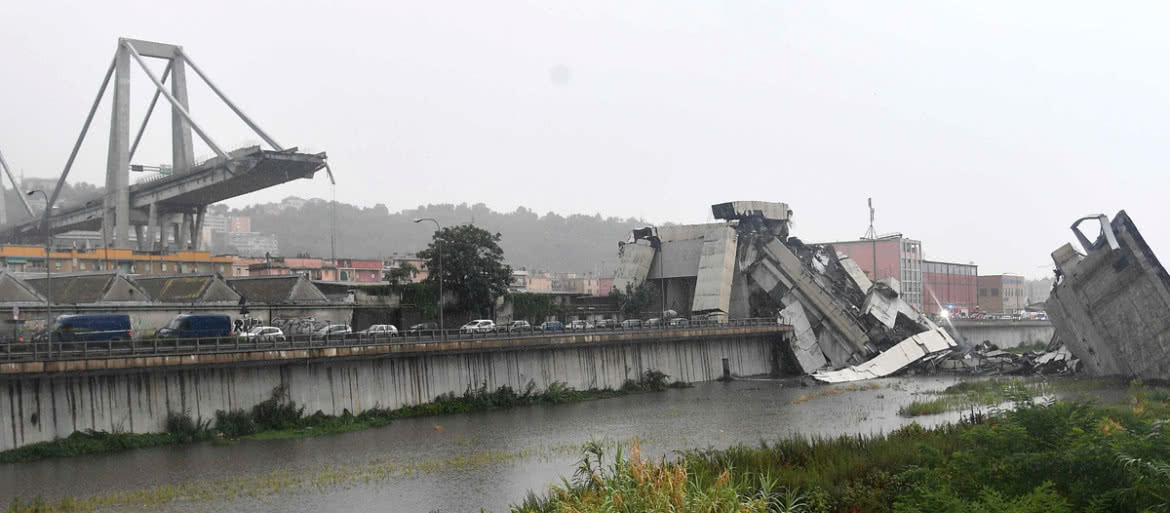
[{"x1": 0, "y1": 323, "x2": 788, "y2": 451}]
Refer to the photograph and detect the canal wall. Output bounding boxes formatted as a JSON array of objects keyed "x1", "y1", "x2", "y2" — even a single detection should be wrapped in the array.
[
  {"x1": 0, "y1": 328, "x2": 782, "y2": 451},
  {"x1": 946, "y1": 320, "x2": 1054, "y2": 348}
]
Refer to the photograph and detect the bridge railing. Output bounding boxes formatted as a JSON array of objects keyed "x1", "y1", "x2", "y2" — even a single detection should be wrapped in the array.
[{"x1": 1, "y1": 317, "x2": 782, "y2": 363}]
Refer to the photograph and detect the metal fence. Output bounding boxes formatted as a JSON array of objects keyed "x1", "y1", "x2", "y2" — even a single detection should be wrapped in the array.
[{"x1": 1, "y1": 318, "x2": 782, "y2": 363}]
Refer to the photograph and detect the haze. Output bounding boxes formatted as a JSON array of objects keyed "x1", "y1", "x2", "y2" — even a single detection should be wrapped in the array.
[{"x1": 1, "y1": 1, "x2": 1167, "y2": 278}]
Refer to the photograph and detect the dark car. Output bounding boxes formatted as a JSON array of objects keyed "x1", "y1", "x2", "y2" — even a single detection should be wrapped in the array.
[
  {"x1": 538, "y1": 321, "x2": 565, "y2": 332},
  {"x1": 51, "y1": 314, "x2": 132, "y2": 343},
  {"x1": 156, "y1": 314, "x2": 232, "y2": 339},
  {"x1": 407, "y1": 322, "x2": 440, "y2": 336}
]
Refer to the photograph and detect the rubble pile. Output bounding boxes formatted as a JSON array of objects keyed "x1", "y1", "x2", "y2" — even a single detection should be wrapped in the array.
[
  {"x1": 733, "y1": 226, "x2": 960, "y2": 382},
  {"x1": 939, "y1": 339, "x2": 1080, "y2": 376}
]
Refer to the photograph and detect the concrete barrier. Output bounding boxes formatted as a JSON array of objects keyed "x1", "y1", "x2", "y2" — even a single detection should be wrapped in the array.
[
  {"x1": 0, "y1": 327, "x2": 785, "y2": 451},
  {"x1": 946, "y1": 320, "x2": 1054, "y2": 348}
]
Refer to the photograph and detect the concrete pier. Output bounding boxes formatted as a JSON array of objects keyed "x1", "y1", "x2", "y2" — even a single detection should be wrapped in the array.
[
  {"x1": 1, "y1": 326, "x2": 784, "y2": 451},
  {"x1": 946, "y1": 320, "x2": 1054, "y2": 348}
]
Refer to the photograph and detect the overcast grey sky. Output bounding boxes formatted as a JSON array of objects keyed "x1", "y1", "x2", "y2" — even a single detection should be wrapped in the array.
[{"x1": 2, "y1": 1, "x2": 1166, "y2": 277}]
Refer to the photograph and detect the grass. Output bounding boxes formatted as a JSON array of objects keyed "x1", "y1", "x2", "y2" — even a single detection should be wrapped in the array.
[
  {"x1": 791, "y1": 382, "x2": 882, "y2": 405},
  {"x1": 0, "y1": 370, "x2": 683, "y2": 462},
  {"x1": 897, "y1": 377, "x2": 1128, "y2": 417},
  {"x1": 514, "y1": 380, "x2": 1170, "y2": 513}
]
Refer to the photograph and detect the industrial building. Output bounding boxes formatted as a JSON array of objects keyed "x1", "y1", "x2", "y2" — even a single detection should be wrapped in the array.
[
  {"x1": 922, "y1": 260, "x2": 978, "y2": 316},
  {"x1": 978, "y1": 274, "x2": 1027, "y2": 314},
  {"x1": 825, "y1": 236, "x2": 924, "y2": 312}
]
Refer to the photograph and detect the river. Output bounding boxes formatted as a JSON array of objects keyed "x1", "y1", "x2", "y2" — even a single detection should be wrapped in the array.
[{"x1": 0, "y1": 376, "x2": 1085, "y2": 512}]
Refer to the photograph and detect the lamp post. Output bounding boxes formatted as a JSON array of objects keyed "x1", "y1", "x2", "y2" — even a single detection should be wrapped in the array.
[
  {"x1": 413, "y1": 218, "x2": 444, "y2": 341},
  {"x1": 27, "y1": 190, "x2": 52, "y2": 357}
]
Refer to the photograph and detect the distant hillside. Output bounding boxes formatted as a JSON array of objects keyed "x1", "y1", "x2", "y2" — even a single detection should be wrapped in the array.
[{"x1": 227, "y1": 200, "x2": 650, "y2": 274}]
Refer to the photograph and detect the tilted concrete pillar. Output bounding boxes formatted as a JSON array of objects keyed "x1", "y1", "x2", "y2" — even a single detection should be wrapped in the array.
[
  {"x1": 193, "y1": 206, "x2": 206, "y2": 249},
  {"x1": 145, "y1": 203, "x2": 158, "y2": 251},
  {"x1": 105, "y1": 43, "x2": 131, "y2": 249}
]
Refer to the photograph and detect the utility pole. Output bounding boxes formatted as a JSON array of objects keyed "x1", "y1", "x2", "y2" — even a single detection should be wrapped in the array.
[
  {"x1": 28, "y1": 190, "x2": 52, "y2": 357},
  {"x1": 864, "y1": 198, "x2": 877, "y2": 282}
]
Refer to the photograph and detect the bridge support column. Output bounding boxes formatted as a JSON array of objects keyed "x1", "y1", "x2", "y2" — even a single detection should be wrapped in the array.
[
  {"x1": 145, "y1": 203, "x2": 157, "y2": 251},
  {"x1": 134, "y1": 225, "x2": 145, "y2": 251},
  {"x1": 104, "y1": 43, "x2": 132, "y2": 249},
  {"x1": 193, "y1": 206, "x2": 206, "y2": 250},
  {"x1": 178, "y1": 211, "x2": 191, "y2": 250},
  {"x1": 170, "y1": 56, "x2": 195, "y2": 173}
]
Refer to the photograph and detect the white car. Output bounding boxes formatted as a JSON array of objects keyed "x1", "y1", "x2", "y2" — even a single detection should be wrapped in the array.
[
  {"x1": 241, "y1": 326, "x2": 285, "y2": 342},
  {"x1": 459, "y1": 320, "x2": 496, "y2": 334},
  {"x1": 359, "y1": 324, "x2": 398, "y2": 337}
]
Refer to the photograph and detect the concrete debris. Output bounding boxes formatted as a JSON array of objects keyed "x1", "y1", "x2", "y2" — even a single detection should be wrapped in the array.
[
  {"x1": 812, "y1": 327, "x2": 956, "y2": 383},
  {"x1": 1045, "y1": 211, "x2": 1170, "y2": 379},
  {"x1": 612, "y1": 200, "x2": 962, "y2": 382},
  {"x1": 779, "y1": 302, "x2": 828, "y2": 373},
  {"x1": 940, "y1": 339, "x2": 1080, "y2": 376}
]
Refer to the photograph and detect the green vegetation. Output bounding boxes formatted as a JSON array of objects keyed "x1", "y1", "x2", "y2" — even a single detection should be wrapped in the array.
[
  {"x1": 508, "y1": 292, "x2": 568, "y2": 322},
  {"x1": 515, "y1": 381, "x2": 1170, "y2": 513},
  {"x1": 1004, "y1": 341, "x2": 1048, "y2": 354},
  {"x1": 0, "y1": 371, "x2": 681, "y2": 463},
  {"x1": 898, "y1": 377, "x2": 1127, "y2": 417},
  {"x1": 609, "y1": 280, "x2": 654, "y2": 318},
  {"x1": 418, "y1": 224, "x2": 513, "y2": 316}
]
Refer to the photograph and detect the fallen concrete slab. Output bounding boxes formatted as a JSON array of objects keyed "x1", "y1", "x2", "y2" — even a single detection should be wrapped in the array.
[
  {"x1": 812, "y1": 327, "x2": 958, "y2": 383},
  {"x1": 1046, "y1": 211, "x2": 1170, "y2": 378},
  {"x1": 779, "y1": 302, "x2": 827, "y2": 373}
]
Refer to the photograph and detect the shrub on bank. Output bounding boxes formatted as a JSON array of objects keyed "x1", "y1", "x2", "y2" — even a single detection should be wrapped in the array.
[
  {"x1": 516, "y1": 384, "x2": 1170, "y2": 513},
  {"x1": 1, "y1": 370, "x2": 685, "y2": 462}
]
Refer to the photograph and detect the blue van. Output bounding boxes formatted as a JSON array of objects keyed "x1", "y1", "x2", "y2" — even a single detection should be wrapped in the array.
[
  {"x1": 156, "y1": 314, "x2": 232, "y2": 339},
  {"x1": 53, "y1": 314, "x2": 132, "y2": 342}
]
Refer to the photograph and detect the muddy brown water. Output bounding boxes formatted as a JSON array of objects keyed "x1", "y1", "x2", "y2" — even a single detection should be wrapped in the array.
[{"x1": 0, "y1": 376, "x2": 1120, "y2": 512}]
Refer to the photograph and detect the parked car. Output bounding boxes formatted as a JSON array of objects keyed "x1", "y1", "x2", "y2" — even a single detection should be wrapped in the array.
[
  {"x1": 460, "y1": 320, "x2": 497, "y2": 334},
  {"x1": 156, "y1": 314, "x2": 232, "y2": 339},
  {"x1": 668, "y1": 317, "x2": 690, "y2": 328},
  {"x1": 594, "y1": 319, "x2": 617, "y2": 329},
  {"x1": 506, "y1": 320, "x2": 533, "y2": 333},
  {"x1": 568, "y1": 320, "x2": 594, "y2": 330},
  {"x1": 644, "y1": 318, "x2": 663, "y2": 327},
  {"x1": 312, "y1": 324, "x2": 352, "y2": 340},
  {"x1": 406, "y1": 322, "x2": 439, "y2": 336},
  {"x1": 240, "y1": 326, "x2": 285, "y2": 342},
  {"x1": 51, "y1": 314, "x2": 132, "y2": 343},
  {"x1": 538, "y1": 321, "x2": 565, "y2": 332},
  {"x1": 620, "y1": 319, "x2": 643, "y2": 329},
  {"x1": 358, "y1": 324, "x2": 398, "y2": 337}
]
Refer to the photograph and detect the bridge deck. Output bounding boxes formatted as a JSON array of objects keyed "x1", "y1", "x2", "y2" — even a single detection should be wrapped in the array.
[{"x1": 1, "y1": 146, "x2": 326, "y2": 241}]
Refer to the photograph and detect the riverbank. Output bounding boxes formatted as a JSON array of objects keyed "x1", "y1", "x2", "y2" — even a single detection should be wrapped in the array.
[
  {"x1": 897, "y1": 376, "x2": 1128, "y2": 416},
  {"x1": 514, "y1": 381, "x2": 1169, "y2": 513},
  {"x1": 0, "y1": 370, "x2": 685, "y2": 464}
]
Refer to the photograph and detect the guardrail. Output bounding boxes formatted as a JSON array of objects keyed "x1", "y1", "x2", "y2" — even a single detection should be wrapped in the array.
[{"x1": 1, "y1": 318, "x2": 782, "y2": 363}]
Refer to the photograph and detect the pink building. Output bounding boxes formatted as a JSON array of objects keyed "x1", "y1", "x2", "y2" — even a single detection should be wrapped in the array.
[{"x1": 336, "y1": 258, "x2": 383, "y2": 282}]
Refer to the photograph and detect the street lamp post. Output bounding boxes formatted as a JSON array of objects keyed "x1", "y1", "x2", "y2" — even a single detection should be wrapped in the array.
[
  {"x1": 27, "y1": 190, "x2": 52, "y2": 357},
  {"x1": 413, "y1": 218, "x2": 444, "y2": 341}
]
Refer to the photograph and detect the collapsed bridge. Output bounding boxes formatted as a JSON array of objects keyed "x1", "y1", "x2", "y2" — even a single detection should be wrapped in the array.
[{"x1": 613, "y1": 201, "x2": 959, "y2": 382}]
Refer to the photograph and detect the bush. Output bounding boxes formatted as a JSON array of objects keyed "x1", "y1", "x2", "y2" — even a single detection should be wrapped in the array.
[
  {"x1": 164, "y1": 412, "x2": 210, "y2": 442},
  {"x1": 252, "y1": 385, "x2": 305, "y2": 431},
  {"x1": 214, "y1": 409, "x2": 256, "y2": 438}
]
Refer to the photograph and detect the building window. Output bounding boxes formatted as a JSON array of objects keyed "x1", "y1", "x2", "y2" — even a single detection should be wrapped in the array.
[
  {"x1": 79, "y1": 262, "x2": 86, "y2": 271},
  {"x1": 161, "y1": 263, "x2": 168, "y2": 272},
  {"x1": 992, "y1": 288, "x2": 1000, "y2": 296},
  {"x1": 144, "y1": 263, "x2": 151, "y2": 273},
  {"x1": 54, "y1": 261, "x2": 63, "y2": 270}
]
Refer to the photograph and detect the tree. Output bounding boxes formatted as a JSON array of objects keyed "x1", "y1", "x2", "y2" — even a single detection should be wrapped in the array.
[
  {"x1": 610, "y1": 280, "x2": 653, "y2": 318},
  {"x1": 384, "y1": 263, "x2": 417, "y2": 286},
  {"x1": 417, "y1": 225, "x2": 513, "y2": 316}
]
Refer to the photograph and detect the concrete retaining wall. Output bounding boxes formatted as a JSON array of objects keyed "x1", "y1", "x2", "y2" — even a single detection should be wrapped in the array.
[
  {"x1": 0, "y1": 333, "x2": 777, "y2": 451},
  {"x1": 946, "y1": 320, "x2": 1054, "y2": 348}
]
